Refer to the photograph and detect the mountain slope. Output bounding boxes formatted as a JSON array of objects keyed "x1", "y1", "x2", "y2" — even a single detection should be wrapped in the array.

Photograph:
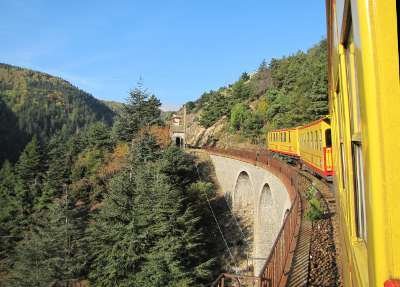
[
  {"x1": 182, "y1": 40, "x2": 328, "y2": 148},
  {"x1": 0, "y1": 63, "x2": 115, "y2": 163}
]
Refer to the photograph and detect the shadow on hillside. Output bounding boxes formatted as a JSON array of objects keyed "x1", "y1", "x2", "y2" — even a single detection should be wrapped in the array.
[{"x1": 0, "y1": 98, "x2": 29, "y2": 164}]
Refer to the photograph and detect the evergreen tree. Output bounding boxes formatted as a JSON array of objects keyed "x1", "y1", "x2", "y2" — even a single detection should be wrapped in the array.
[
  {"x1": 9, "y1": 190, "x2": 88, "y2": 286},
  {"x1": 0, "y1": 161, "x2": 21, "y2": 265},
  {"x1": 89, "y1": 143, "x2": 214, "y2": 286},
  {"x1": 42, "y1": 133, "x2": 72, "y2": 195},
  {"x1": 114, "y1": 83, "x2": 161, "y2": 141},
  {"x1": 130, "y1": 132, "x2": 161, "y2": 165},
  {"x1": 85, "y1": 122, "x2": 113, "y2": 150},
  {"x1": 11, "y1": 137, "x2": 44, "y2": 224},
  {"x1": 15, "y1": 136, "x2": 42, "y2": 187}
]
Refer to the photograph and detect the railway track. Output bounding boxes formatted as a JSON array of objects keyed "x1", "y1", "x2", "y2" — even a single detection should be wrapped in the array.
[{"x1": 296, "y1": 171, "x2": 343, "y2": 287}]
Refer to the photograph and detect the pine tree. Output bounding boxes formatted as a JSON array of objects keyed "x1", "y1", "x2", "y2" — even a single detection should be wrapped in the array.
[
  {"x1": 86, "y1": 122, "x2": 113, "y2": 150},
  {"x1": 114, "y1": 83, "x2": 162, "y2": 141},
  {"x1": 8, "y1": 189, "x2": 88, "y2": 286},
  {"x1": 89, "y1": 142, "x2": 215, "y2": 286},
  {"x1": 12, "y1": 136, "x2": 44, "y2": 218},
  {"x1": 42, "y1": 133, "x2": 72, "y2": 197},
  {"x1": 0, "y1": 161, "x2": 22, "y2": 271},
  {"x1": 88, "y1": 169, "x2": 152, "y2": 286},
  {"x1": 15, "y1": 136, "x2": 42, "y2": 187}
]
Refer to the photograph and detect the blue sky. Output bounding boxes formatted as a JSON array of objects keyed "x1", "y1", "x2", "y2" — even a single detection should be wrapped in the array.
[{"x1": 0, "y1": 1, "x2": 326, "y2": 110}]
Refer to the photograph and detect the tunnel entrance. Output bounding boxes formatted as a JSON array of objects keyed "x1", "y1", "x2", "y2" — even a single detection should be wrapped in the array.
[
  {"x1": 174, "y1": 136, "x2": 184, "y2": 148},
  {"x1": 175, "y1": 137, "x2": 182, "y2": 147}
]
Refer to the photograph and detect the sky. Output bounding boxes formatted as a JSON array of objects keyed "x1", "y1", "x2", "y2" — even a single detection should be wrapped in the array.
[{"x1": 0, "y1": 1, "x2": 326, "y2": 111}]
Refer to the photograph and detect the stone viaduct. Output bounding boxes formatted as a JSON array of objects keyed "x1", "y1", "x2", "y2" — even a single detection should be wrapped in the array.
[{"x1": 210, "y1": 154, "x2": 292, "y2": 275}]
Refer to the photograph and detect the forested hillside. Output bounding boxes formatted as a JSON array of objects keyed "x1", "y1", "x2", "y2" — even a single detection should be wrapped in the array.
[
  {"x1": 0, "y1": 63, "x2": 115, "y2": 164},
  {"x1": 184, "y1": 40, "x2": 328, "y2": 147},
  {"x1": 0, "y1": 76, "x2": 227, "y2": 286}
]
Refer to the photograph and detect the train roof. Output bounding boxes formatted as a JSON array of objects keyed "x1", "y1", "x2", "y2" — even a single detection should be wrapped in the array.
[
  {"x1": 268, "y1": 116, "x2": 330, "y2": 133},
  {"x1": 298, "y1": 116, "x2": 330, "y2": 129}
]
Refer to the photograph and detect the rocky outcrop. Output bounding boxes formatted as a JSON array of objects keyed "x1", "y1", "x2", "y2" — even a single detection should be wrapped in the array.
[{"x1": 184, "y1": 109, "x2": 228, "y2": 147}]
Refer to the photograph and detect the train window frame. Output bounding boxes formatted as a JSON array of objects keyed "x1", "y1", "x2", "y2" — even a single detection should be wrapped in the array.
[
  {"x1": 319, "y1": 130, "x2": 322, "y2": 150},
  {"x1": 344, "y1": 22, "x2": 367, "y2": 241},
  {"x1": 313, "y1": 131, "x2": 315, "y2": 150}
]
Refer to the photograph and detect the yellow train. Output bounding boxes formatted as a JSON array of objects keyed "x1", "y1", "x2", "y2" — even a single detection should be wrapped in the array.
[
  {"x1": 267, "y1": 117, "x2": 334, "y2": 179},
  {"x1": 326, "y1": 0, "x2": 400, "y2": 286}
]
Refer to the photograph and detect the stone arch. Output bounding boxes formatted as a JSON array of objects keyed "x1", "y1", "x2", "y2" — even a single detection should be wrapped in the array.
[
  {"x1": 232, "y1": 171, "x2": 254, "y2": 214},
  {"x1": 253, "y1": 183, "x2": 280, "y2": 274}
]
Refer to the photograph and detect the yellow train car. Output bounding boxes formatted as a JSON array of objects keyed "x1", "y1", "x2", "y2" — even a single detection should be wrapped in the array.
[
  {"x1": 298, "y1": 117, "x2": 334, "y2": 179},
  {"x1": 326, "y1": 0, "x2": 400, "y2": 286},
  {"x1": 267, "y1": 127, "x2": 299, "y2": 158}
]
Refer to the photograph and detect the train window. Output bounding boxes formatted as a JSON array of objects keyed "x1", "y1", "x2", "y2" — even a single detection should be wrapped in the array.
[
  {"x1": 336, "y1": 85, "x2": 348, "y2": 189},
  {"x1": 353, "y1": 143, "x2": 367, "y2": 239},
  {"x1": 319, "y1": 130, "x2": 322, "y2": 150},
  {"x1": 311, "y1": 132, "x2": 314, "y2": 149},
  {"x1": 340, "y1": 143, "x2": 347, "y2": 189},
  {"x1": 345, "y1": 23, "x2": 367, "y2": 240},
  {"x1": 325, "y1": 129, "x2": 332, "y2": 147},
  {"x1": 288, "y1": 131, "x2": 291, "y2": 142},
  {"x1": 311, "y1": 132, "x2": 315, "y2": 149},
  {"x1": 346, "y1": 34, "x2": 362, "y2": 135},
  {"x1": 315, "y1": 131, "x2": 318, "y2": 149}
]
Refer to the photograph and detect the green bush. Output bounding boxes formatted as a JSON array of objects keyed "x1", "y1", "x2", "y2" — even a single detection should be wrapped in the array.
[{"x1": 305, "y1": 185, "x2": 324, "y2": 221}]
